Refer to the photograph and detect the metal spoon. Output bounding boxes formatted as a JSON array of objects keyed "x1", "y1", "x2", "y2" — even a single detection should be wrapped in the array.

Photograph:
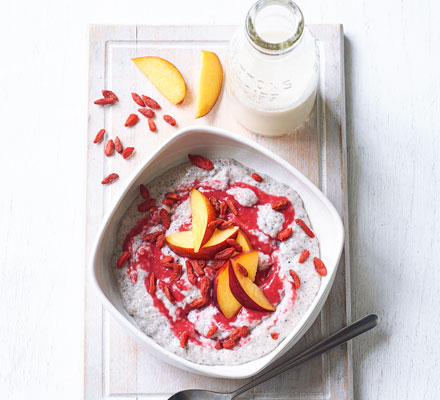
[{"x1": 168, "y1": 313, "x2": 379, "y2": 400}]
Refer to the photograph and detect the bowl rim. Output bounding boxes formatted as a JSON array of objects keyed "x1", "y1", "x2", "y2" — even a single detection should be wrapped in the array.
[{"x1": 90, "y1": 125, "x2": 344, "y2": 379}]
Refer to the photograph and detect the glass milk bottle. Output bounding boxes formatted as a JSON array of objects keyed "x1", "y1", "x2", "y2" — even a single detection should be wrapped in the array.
[{"x1": 225, "y1": 0, "x2": 319, "y2": 136}]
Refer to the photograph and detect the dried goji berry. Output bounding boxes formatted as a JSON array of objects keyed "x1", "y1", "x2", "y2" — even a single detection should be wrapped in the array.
[
  {"x1": 251, "y1": 173, "x2": 263, "y2": 182},
  {"x1": 117, "y1": 251, "x2": 130, "y2": 269},
  {"x1": 148, "y1": 273, "x2": 156, "y2": 294},
  {"x1": 164, "y1": 285, "x2": 175, "y2": 304},
  {"x1": 219, "y1": 201, "x2": 227, "y2": 218},
  {"x1": 101, "y1": 173, "x2": 119, "y2": 184},
  {"x1": 122, "y1": 146, "x2": 135, "y2": 159},
  {"x1": 161, "y1": 255, "x2": 174, "y2": 264},
  {"x1": 142, "y1": 95, "x2": 161, "y2": 109},
  {"x1": 313, "y1": 257, "x2": 327, "y2": 276},
  {"x1": 295, "y1": 219, "x2": 315, "y2": 238},
  {"x1": 162, "y1": 198, "x2": 175, "y2": 207},
  {"x1": 139, "y1": 184, "x2": 150, "y2": 199},
  {"x1": 289, "y1": 269, "x2": 301, "y2": 289},
  {"x1": 138, "y1": 108, "x2": 155, "y2": 118},
  {"x1": 237, "y1": 263, "x2": 248, "y2": 277},
  {"x1": 226, "y1": 199, "x2": 238, "y2": 216},
  {"x1": 271, "y1": 332, "x2": 279, "y2": 340},
  {"x1": 180, "y1": 332, "x2": 189, "y2": 348},
  {"x1": 93, "y1": 129, "x2": 105, "y2": 144},
  {"x1": 165, "y1": 192, "x2": 182, "y2": 201},
  {"x1": 226, "y1": 239, "x2": 242, "y2": 253},
  {"x1": 219, "y1": 220, "x2": 233, "y2": 230},
  {"x1": 190, "y1": 296, "x2": 208, "y2": 308},
  {"x1": 277, "y1": 227, "x2": 293, "y2": 241},
  {"x1": 94, "y1": 98, "x2": 116, "y2": 105},
  {"x1": 104, "y1": 139, "x2": 115, "y2": 156},
  {"x1": 156, "y1": 234, "x2": 165, "y2": 248},
  {"x1": 188, "y1": 154, "x2": 214, "y2": 170},
  {"x1": 222, "y1": 339, "x2": 236, "y2": 350},
  {"x1": 185, "y1": 260, "x2": 198, "y2": 285},
  {"x1": 215, "y1": 340, "x2": 222, "y2": 350},
  {"x1": 214, "y1": 247, "x2": 235, "y2": 260},
  {"x1": 206, "y1": 326, "x2": 218, "y2": 338},
  {"x1": 230, "y1": 328, "x2": 240, "y2": 341},
  {"x1": 163, "y1": 115, "x2": 176, "y2": 126},
  {"x1": 147, "y1": 118, "x2": 157, "y2": 132},
  {"x1": 298, "y1": 250, "x2": 310, "y2": 263},
  {"x1": 125, "y1": 114, "x2": 139, "y2": 127},
  {"x1": 138, "y1": 198, "x2": 156, "y2": 212},
  {"x1": 191, "y1": 260, "x2": 205, "y2": 276},
  {"x1": 211, "y1": 260, "x2": 227, "y2": 270},
  {"x1": 208, "y1": 219, "x2": 223, "y2": 229},
  {"x1": 102, "y1": 90, "x2": 118, "y2": 101},
  {"x1": 131, "y1": 92, "x2": 145, "y2": 107},
  {"x1": 239, "y1": 326, "x2": 250, "y2": 338},
  {"x1": 114, "y1": 136, "x2": 123, "y2": 153},
  {"x1": 272, "y1": 199, "x2": 290, "y2": 211},
  {"x1": 142, "y1": 230, "x2": 165, "y2": 242},
  {"x1": 160, "y1": 208, "x2": 171, "y2": 229},
  {"x1": 199, "y1": 276, "x2": 210, "y2": 297}
]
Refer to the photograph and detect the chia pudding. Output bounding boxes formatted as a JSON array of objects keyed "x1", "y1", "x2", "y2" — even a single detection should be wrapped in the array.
[{"x1": 112, "y1": 156, "x2": 326, "y2": 366}]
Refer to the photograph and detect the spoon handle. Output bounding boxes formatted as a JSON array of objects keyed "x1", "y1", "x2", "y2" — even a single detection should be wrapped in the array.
[{"x1": 230, "y1": 314, "x2": 379, "y2": 399}]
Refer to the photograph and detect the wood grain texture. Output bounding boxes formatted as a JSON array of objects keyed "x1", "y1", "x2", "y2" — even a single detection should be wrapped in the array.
[
  {"x1": 85, "y1": 24, "x2": 350, "y2": 400},
  {"x1": 2, "y1": 1, "x2": 440, "y2": 400}
]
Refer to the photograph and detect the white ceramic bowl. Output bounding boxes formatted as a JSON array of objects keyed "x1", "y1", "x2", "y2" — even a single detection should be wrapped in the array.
[{"x1": 90, "y1": 125, "x2": 344, "y2": 379}]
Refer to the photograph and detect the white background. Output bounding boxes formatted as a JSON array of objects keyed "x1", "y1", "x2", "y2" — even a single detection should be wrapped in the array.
[{"x1": 0, "y1": 0, "x2": 439, "y2": 399}]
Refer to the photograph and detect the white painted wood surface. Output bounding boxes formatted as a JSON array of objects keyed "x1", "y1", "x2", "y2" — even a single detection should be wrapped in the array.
[
  {"x1": 85, "y1": 24, "x2": 349, "y2": 400},
  {"x1": 1, "y1": 1, "x2": 439, "y2": 400}
]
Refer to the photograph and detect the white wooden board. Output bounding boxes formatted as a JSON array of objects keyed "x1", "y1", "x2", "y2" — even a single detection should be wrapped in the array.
[{"x1": 85, "y1": 24, "x2": 350, "y2": 400}]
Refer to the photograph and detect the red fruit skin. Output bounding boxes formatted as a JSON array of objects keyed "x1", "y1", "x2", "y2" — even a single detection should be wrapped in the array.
[
  {"x1": 228, "y1": 261, "x2": 274, "y2": 313},
  {"x1": 131, "y1": 92, "x2": 146, "y2": 107},
  {"x1": 188, "y1": 154, "x2": 214, "y2": 170}
]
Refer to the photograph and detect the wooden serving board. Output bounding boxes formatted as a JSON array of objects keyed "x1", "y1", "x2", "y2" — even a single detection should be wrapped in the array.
[{"x1": 85, "y1": 24, "x2": 351, "y2": 400}]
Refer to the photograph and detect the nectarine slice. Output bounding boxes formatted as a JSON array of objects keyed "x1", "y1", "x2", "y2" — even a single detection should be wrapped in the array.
[
  {"x1": 229, "y1": 260, "x2": 275, "y2": 312},
  {"x1": 213, "y1": 265, "x2": 242, "y2": 319},
  {"x1": 235, "y1": 230, "x2": 252, "y2": 255},
  {"x1": 195, "y1": 51, "x2": 223, "y2": 118},
  {"x1": 165, "y1": 226, "x2": 238, "y2": 260},
  {"x1": 132, "y1": 56, "x2": 186, "y2": 104},
  {"x1": 232, "y1": 250, "x2": 259, "y2": 282},
  {"x1": 190, "y1": 189, "x2": 216, "y2": 253}
]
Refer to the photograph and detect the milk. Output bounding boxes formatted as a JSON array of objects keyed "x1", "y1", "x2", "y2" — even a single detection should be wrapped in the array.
[{"x1": 225, "y1": 12, "x2": 319, "y2": 136}]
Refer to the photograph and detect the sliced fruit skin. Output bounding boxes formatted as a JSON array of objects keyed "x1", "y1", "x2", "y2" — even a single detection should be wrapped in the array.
[
  {"x1": 232, "y1": 250, "x2": 259, "y2": 282},
  {"x1": 195, "y1": 51, "x2": 223, "y2": 118},
  {"x1": 190, "y1": 189, "x2": 216, "y2": 253},
  {"x1": 229, "y1": 260, "x2": 275, "y2": 312},
  {"x1": 213, "y1": 264, "x2": 242, "y2": 319},
  {"x1": 132, "y1": 56, "x2": 186, "y2": 105},
  {"x1": 165, "y1": 226, "x2": 238, "y2": 260}
]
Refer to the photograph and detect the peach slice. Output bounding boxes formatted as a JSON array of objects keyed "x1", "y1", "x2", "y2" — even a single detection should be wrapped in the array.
[
  {"x1": 190, "y1": 189, "x2": 216, "y2": 252},
  {"x1": 213, "y1": 264, "x2": 242, "y2": 319},
  {"x1": 232, "y1": 250, "x2": 259, "y2": 282},
  {"x1": 165, "y1": 226, "x2": 238, "y2": 260},
  {"x1": 229, "y1": 259, "x2": 275, "y2": 312},
  {"x1": 213, "y1": 251, "x2": 259, "y2": 318},
  {"x1": 195, "y1": 51, "x2": 223, "y2": 118},
  {"x1": 132, "y1": 56, "x2": 186, "y2": 104}
]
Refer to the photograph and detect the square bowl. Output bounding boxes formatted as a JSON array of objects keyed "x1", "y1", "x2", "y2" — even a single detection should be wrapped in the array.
[{"x1": 90, "y1": 125, "x2": 344, "y2": 379}]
